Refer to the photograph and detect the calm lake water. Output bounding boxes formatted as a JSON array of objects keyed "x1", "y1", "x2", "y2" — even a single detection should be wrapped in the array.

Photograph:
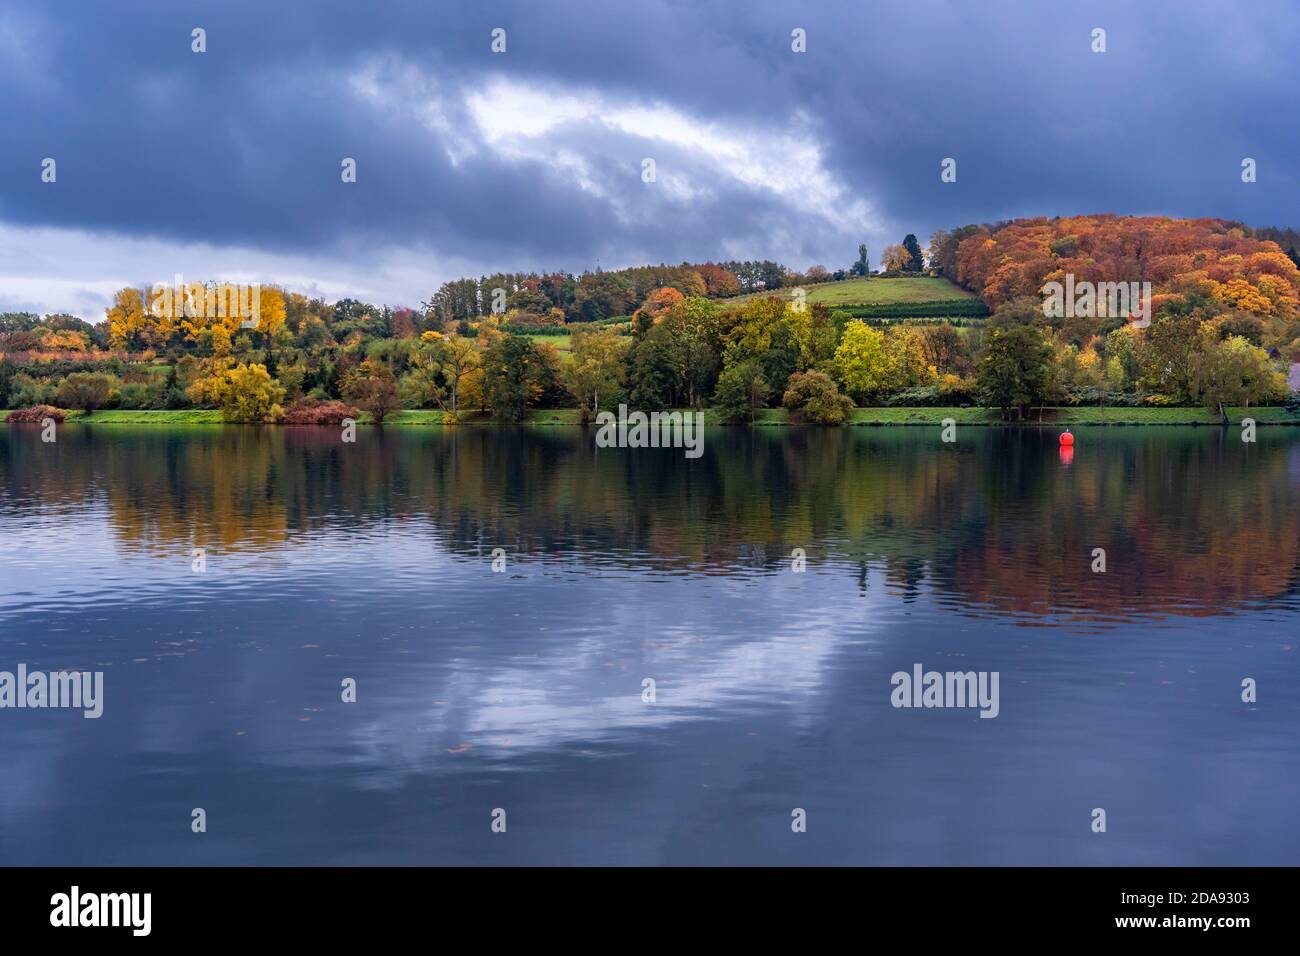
[{"x1": 1, "y1": 423, "x2": 1298, "y2": 865}]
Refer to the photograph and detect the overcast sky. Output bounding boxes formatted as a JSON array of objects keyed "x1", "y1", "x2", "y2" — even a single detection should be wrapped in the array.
[{"x1": 1, "y1": 0, "x2": 1296, "y2": 317}]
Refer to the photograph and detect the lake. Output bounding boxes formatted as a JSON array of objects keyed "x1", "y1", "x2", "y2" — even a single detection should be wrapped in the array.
[{"x1": 1, "y1": 423, "x2": 1297, "y2": 865}]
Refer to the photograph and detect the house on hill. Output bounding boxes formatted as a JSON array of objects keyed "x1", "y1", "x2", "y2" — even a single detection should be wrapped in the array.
[{"x1": 1290, "y1": 363, "x2": 1300, "y2": 393}]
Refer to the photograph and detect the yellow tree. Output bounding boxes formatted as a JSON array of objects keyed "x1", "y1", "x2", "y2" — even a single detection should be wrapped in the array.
[
  {"x1": 564, "y1": 326, "x2": 631, "y2": 417},
  {"x1": 188, "y1": 361, "x2": 284, "y2": 422},
  {"x1": 210, "y1": 323, "x2": 234, "y2": 356},
  {"x1": 253, "y1": 286, "x2": 287, "y2": 354},
  {"x1": 106, "y1": 288, "x2": 147, "y2": 349},
  {"x1": 881, "y1": 244, "x2": 912, "y2": 273},
  {"x1": 833, "y1": 321, "x2": 891, "y2": 401},
  {"x1": 883, "y1": 326, "x2": 933, "y2": 388},
  {"x1": 440, "y1": 335, "x2": 480, "y2": 417}
]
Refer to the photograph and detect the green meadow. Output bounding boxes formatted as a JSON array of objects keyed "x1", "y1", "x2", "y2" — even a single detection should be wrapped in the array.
[{"x1": 731, "y1": 275, "x2": 974, "y2": 307}]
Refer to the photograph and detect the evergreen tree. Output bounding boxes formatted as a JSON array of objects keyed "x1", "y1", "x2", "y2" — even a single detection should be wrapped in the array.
[{"x1": 902, "y1": 234, "x2": 925, "y2": 272}]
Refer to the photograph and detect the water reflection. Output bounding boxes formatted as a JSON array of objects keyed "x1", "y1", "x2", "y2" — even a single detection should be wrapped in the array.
[
  {"x1": 4, "y1": 424, "x2": 1298, "y2": 623},
  {"x1": 1, "y1": 424, "x2": 1298, "y2": 865}
]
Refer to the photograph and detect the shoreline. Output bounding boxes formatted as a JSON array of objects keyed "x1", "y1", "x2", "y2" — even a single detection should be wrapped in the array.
[{"x1": 8, "y1": 406, "x2": 1299, "y2": 427}]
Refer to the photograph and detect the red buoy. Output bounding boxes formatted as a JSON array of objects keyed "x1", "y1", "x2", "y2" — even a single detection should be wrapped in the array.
[{"x1": 1059, "y1": 430, "x2": 1074, "y2": 446}]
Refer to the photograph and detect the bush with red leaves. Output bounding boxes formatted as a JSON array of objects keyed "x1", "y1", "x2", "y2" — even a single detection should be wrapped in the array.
[
  {"x1": 5, "y1": 405, "x2": 66, "y2": 424},
  {"x1": 280, "y1": 398, "x2": 358, "y2": 425}
]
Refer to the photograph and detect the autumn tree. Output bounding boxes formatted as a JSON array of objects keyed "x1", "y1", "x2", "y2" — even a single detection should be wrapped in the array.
[
  {"x1": 633, "y1": 287, "x2": 685, "y2": 332},
  {"x1": 696, "y1": 263, "x2": 741, "y2": 298},
  {"x1": 343, "y1": 358, "x2": 402, "y2": 423},
  {"x1": 253, "y1": 286, "x2": 287, "y2": 361},
  {"x1": 883, "y1": 326, "x2": 934, "y2": 388},
  {"x1": 952, "y1": 215, "x2": 1300, "y2": 335},
  {"x1": 919, "y1": 323, "x2": 971, "y2": 375},
  {"x1": 783, "y1": 370, "x2": 855, "y2": 424},
  {"x1": 833, "y1": 321, "x2": 892, "y2": 401},
  {"x1": 787, "y1": 303, "x2": 841, "y2": 371},
  {"x1": 188, "y1": 361, "x2": 285, "y2": 422},
  {"x1": 564, "y1": 327, "x2": 630, "y2": 419},
  {"x1": 106, "y1": 288, "x2": 147, "y2": 349},
  {"x1": 881, "y1": 244, "x2": 912, "y2": 274}
]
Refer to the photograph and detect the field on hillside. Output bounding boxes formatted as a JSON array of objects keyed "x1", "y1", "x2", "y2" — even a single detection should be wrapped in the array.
[
  {"x1": 523, "y1": 333, "x2": 572, "y2": 353},
  {"x1": 732, "y1": 276, "x2": 975, "y2": 307}
]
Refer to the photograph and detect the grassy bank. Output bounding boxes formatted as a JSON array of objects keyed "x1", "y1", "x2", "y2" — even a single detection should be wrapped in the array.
[
  {"x1": 834, "y1": 406, "x2": 1300, "y2": 426},
  {"x1": 8, "y1": 406, "x2": 1298, "y2": 427}
]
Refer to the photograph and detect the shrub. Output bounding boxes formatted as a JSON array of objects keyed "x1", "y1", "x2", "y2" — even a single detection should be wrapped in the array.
[
  {"x1": 6, "y1": 405, "x2": 65, "y2": 423},
  {"x1": 1061, "y1": 385, "x2": 1106, "y2": 407},
  {"x1": 782, "y1": 370, "x2": 854, "y2": 424},
  {"x1": 54, "y1": 372, "x2": 114, "y2": 411},
  {"x1": 187, "y1": 361, "x2": 286, "y2": 422},
  {"x1": 8, "y1": 373, "x2": 53, "y2": 408},
  {"x1": 841, "y1": 299, "x2": 989, "y2": 320},
  {"x1": 501, "y1": 324, "x2": 570, "y2": 336},
  {"x1": 281, "y1": 397, "x2": 358, "y2": 425},
  {"x1": 937, "y1": 373, "x2": 976, "y2": 404},
  {"x1": 115, "y1": 381, "x2": 156, "y2": 410},
  {"x1": 884, "y1": 385, "x2": 943, "y2": 407}
]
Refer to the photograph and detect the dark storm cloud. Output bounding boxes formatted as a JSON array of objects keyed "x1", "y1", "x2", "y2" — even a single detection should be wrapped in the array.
[{"x1": 1, "y1": 0, "x2": 1296, "y2": 287}]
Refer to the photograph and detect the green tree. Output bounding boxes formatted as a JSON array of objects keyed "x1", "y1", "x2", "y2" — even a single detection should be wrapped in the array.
[
  {"x1": 626, "y1": 325, "x2": 676, "y2": 410},
  {"x1": 1188, "y1": 330, "x2": 1286, "y2": 414},
  {"x1": 1139, "y1": 309, "x2": 1202, "y2": 402},
  {"x1": 563, "y1": 327, "x2": 630, "y2": 418},
  {"x1": 400, "y1": 349, "x2": 448, "y2": 410},
  {"x1": 712, "y1": 356, "x2": 770, "y2": 423},
  {"x1": 575, "y1": 272, "x2": 635, "y2": 322},
  {"x1": 54, "y1": 372, "x2": 113, "y2": 412},
  {"x1": 0, "y1": 359, "x2": 14, "y2": 408},
  {"x1": 977, "y1": 325, "x2": 1057, "y2": 420},
  {"x1": 851, "y1": 244, "x2": 870, "y2": 277},
  {"x1": 784, "y1": 303, "x2": 839, "y2": 374},
  {"x1": 481, "y1": 335, "x2": 544, "y2": 421},
  {"x1": 902, "y1": 234, "x2": 925, "y2": 272},
  {"x1": 662, "y1": 296, "x2": 723, "y2": 408}
]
